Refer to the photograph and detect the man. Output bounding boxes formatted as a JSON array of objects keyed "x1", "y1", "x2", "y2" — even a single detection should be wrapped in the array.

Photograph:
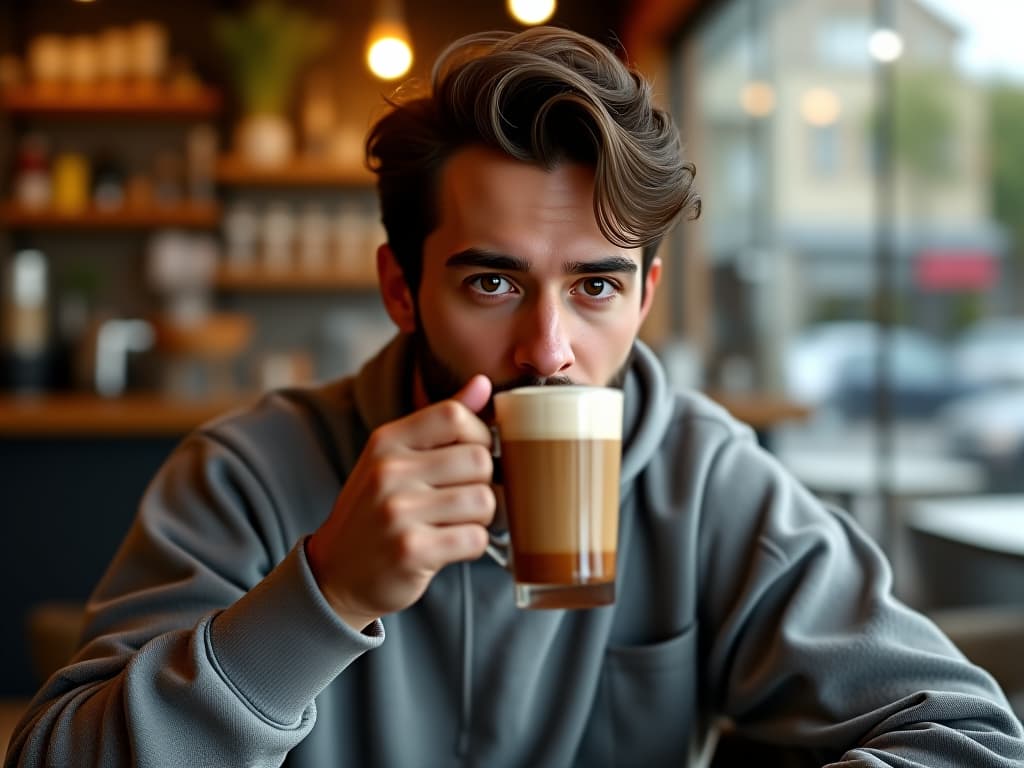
[{"x1": 7, "y1": 27, "x2": 1023, "y2": 768}]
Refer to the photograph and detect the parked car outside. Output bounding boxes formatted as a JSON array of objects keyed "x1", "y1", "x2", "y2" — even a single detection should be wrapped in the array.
[
  {"x1": 939, "y1": 385, "x2": 1024, "y2": 492},
  {"x1": 953, "y1": 318, "x2": 1024, "y2": 389},
  {"x1": 784, "y1": 321, "x2": 970, "y2": 421}
]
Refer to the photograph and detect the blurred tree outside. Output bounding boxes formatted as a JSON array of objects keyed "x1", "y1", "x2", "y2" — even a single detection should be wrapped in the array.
[
  {"x1": 989, "y1": 82, "x2": 1024, "y2": 313},
  {"x1": 882, "y1": 69, "x2": 958, "y2": 332},
  {"x1": 893, "y1": 69, "x2": 956, "y2": 190}
]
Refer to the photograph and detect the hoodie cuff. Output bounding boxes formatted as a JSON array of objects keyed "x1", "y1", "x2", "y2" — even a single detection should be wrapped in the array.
[{"x1": 208, "y1": 538, "x2": 384, "y2": 725}]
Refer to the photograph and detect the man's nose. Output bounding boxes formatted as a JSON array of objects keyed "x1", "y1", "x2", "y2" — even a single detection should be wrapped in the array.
[{"x1": 512, "y1": 294, "x2": 575, "y2": 378}]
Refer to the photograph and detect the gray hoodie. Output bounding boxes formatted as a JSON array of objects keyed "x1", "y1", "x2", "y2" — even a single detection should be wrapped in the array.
[{"x1": 6, "y1": 335, "x2": 1024, "y2": 767}]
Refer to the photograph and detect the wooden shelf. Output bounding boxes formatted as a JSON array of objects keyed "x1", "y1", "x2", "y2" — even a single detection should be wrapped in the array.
[
  {"x1": 0, "y1": 202, "x2": 221, "y2": 230},
  {"x1": 214, "y1": 265, "x2": 378, "y2": 292},
  {"x1": 215, "y1": 156, "x2": 375, "y2": 187},
  {"x1": 0, "y1": 84, "x2": 221, "y2": 118},
  {"x1": 0, "y1": 393, "x2": 248, "y2": 436}
]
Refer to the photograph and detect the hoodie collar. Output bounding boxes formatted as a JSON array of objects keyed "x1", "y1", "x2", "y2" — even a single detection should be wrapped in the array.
[
  {"x1": 619, "y1": 340, "x2": 673, "y2": 487},
  {"x1": 352, "y1": 333, "x2": 416, "y2": 434}
]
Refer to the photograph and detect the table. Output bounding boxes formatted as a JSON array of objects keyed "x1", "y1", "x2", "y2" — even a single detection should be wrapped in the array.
[
  {"x1": 778, "y1": 450, "x2": 989, "y2": 555},
  {"x1": 906, "y1": 496, "x2": 1024, "y2": 557},
  {"x1": 781, "y1": 451, "x2": 988, "y2": 504},
  {"x1": 905, "y1": 495, "x2": 1024, "y2": 610},
  {"x1": 704, "y1": 392, "x2": 811, "y2": 450}
]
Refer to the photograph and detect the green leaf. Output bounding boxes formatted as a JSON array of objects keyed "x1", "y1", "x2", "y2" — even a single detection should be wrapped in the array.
[{"x1": 211, "y1": 0, "x2": 334, "y2": 115}]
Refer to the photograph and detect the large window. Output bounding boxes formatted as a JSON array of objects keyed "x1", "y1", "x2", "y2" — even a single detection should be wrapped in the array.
[{"x1": 671, "y1": 0, "x2": 1024, "y2": 604}]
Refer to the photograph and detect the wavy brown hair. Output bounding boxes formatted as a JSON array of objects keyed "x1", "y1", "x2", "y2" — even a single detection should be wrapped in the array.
[{"x1": 366, "y1": 26, "x2": 701, "y2": 294}]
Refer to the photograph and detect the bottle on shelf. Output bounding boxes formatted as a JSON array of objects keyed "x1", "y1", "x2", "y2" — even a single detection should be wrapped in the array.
[
  {"x1": 92, "y1": 151, "x2": 127, "y2": 212},
  {"x1": 27, "y1": 34, "x2": 66, "y2": 91},
  {"x1": 186, "y1": 124, "x2": 218, "y2": 204},
  {"x1": 333, "y1": 200, "x2": 370, "y2": 277},
  {"x1": 152, "y1": 150, "x2": 185, "y2": 207},
  {"x1": 97, "y1": 26, "x2": 131, "y2": 90},
  {"x1": 299, "y1": 203, "x2": 331, "y2": 273},
  {"x1": 13, "y1": 133, "x2": 52, "y2": 211},
  {"x1": 1, "y1": 249, "x2": 54, "y2": 392},
  {"x1": 51, "y1": 152, "x2": 91, "y2": 215},
  {"x1": 127, "y1": 21, "x2": 169, "y2": 92},
  {"x1": 223, "y1": 201, "x2": 260, "y2": 269},
  {"x1": 66, "y1": 35, "x2": 100, "y2": 89},
  {"x1": 262, "y1": 202, "x2": 296, "y2": 273}
]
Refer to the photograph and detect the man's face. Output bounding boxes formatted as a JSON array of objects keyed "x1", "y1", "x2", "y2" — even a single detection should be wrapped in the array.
[{"x1": 382, "y1": 145, "x2": 660, "y2": 406}]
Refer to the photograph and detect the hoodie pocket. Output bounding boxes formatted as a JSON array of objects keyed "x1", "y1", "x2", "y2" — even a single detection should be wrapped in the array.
[{"x1": 576, "y1": 623, "x2": 698, "y2": 767}]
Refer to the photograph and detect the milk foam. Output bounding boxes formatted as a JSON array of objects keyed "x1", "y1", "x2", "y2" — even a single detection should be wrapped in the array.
[{"x1": 493, "y1": 386, "x2": 623, "y2": 440}]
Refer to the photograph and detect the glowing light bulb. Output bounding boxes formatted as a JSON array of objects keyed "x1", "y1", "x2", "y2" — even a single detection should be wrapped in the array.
[
  {"x1": 740, "y1": 81, "x2": 776, "y2": 118},
  {"x1": 366, "y1": 24, "x2": 413, "y2": 80},
  {"x1": 508, "y1": 0, "x2": 556, "y2": 26},
  {"x1": 800, "y1": 87, "x2": 841, "y2": 126},
  {"x1": 868, "y1": 28, "x2": 904, "y2": 63}
]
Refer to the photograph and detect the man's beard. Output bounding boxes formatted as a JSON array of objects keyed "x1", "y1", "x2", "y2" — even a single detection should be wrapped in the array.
[{"x1": 412, "y1": 325, "x2": 633, "y2": 421}]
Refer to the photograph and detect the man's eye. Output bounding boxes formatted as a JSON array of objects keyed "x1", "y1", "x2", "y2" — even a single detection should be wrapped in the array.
[
  {"x1": 469, "y1": 275, "x2": 514, "y2": 295},
  {"x1": 578, "y1": 278, "x2": 616, "y2": 298}
]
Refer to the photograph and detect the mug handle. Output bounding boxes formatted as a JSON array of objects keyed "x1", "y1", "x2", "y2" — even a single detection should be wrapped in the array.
[
  {"x1": 486, "y1": 531, "x2": 509, "y2": 568},
  {"x1": 487, "y1": 425, "x2": 510, "y2": 568}
]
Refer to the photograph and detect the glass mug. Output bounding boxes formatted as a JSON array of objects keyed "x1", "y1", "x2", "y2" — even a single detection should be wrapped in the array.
[{"x1": 488, "y1": 386, "x2": 623, "y2": 610}]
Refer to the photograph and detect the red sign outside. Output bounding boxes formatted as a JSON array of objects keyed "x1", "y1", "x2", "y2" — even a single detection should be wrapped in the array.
[{"x1": 915, "y1": 249, "x2": 998, "y2": 292}]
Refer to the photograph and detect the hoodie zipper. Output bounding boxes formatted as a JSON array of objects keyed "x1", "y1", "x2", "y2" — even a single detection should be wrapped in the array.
[{"x1": 456, "y1": 561, "x2": 473, "y2": 757}]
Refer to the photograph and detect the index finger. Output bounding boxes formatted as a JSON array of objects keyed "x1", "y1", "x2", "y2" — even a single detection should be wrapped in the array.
[{"x1": 378, "y1": 376, "x2": 494, "y2": 452}]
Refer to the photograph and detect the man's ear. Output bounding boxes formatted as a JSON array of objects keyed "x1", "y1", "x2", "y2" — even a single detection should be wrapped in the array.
[
  {"x1": 638, "y1": 256, "x2": 662, "y2": 325},
  {"x1": 377, "y1": 243, "x2": 416, "y2": 333}
]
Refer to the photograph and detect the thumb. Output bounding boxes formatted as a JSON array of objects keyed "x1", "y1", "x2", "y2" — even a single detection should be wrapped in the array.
[{"x1": 452, "y1": 374, "x2": 492, "y2": 415}]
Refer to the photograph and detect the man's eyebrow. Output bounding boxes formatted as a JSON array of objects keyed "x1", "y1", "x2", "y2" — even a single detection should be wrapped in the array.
[
  {"x1": 565, "y1": 257, "x2": 638, "y2": 275},
  {"x1": 445, "y1": 249, "x2": 638, "y2": 276},
  {"x1": 445, "y1": 249, "x2": 530, "y2": 271}
]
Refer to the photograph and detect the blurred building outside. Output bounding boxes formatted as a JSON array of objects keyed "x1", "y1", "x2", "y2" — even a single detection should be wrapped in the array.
[
  {"x1": 672, "y1": 3, "x2": 1024, "y2": 716},
  {"x1": 695, "y1": 0, "x2": 1004, "y2": 387},
  {"x1": 673, "y1": 0, "x2": 1024, "y2": 551}
]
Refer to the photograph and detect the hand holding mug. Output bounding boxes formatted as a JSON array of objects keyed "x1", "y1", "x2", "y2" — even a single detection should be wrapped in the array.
[{"x1": 307, "y1": 375, "x2": 496, "y2": 631}]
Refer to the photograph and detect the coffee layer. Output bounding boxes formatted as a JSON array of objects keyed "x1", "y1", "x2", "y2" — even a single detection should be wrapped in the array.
[
  {"x1": 513, "y1": 551, "x2": 616, "y2": 586},
  {"x1": 500, "y1": 438, "x2": 620, "y2": 553}
]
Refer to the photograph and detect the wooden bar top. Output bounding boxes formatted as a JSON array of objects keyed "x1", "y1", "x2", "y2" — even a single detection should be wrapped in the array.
[
  {"x1": 0, "y1": 391, "x2": 810, "y2": 437},
  {"x1": 706, "y1": 391, "x2": 812, "y2": 428},
  {"x1": 0, "y1": 394, "x2": 245, "y2": 437}
]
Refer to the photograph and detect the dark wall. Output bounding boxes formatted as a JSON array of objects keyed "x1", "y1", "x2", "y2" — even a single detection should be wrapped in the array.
[{"x1": 0, "y1": 437, "x2": 180, "y2": 695}]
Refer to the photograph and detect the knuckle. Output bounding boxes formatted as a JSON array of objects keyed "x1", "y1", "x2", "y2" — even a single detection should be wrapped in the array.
[
  {"x1": 368, "y1": 463, "x2": 390, "y2": 494},
  {"x1": 369, "y1": 456, "x2": 402, "y2": 493},
  {"x1": 439, "y1": 400, "x2": 464, "y2": 424},
  {"x1": 472, "y1": 484, "x2": 496, "y2": 513},
  {"x1": 365, "y1": 428, "x2": 389, "y2": 455},
  {"x1": 465, "y1": 525, "x2": 488, "y2": 554},
  {"x1": 379, "y1": 494, "x2": 407, "y2": 527},
  {"x1": 469, "y1": 444, "x2": 493, "y2": 475},
  {"x1": 392, "y1": 528, "x2": 422, "y2": 564}
]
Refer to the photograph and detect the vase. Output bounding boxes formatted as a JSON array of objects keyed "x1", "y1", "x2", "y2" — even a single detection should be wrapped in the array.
[{"x1": 236, "y1": 113, "x2": 294, "y2": 167}]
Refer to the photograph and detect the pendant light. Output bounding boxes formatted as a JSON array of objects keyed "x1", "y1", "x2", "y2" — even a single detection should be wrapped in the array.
[
  {"x1": 366, "y1": 0, "x2": 413, "y2": 81},
  {"x1": 507, "y1": 0, "x2": 556, "y2": 26}
]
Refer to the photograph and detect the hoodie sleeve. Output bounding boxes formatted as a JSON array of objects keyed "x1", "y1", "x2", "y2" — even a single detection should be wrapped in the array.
[
  {"x1": 697, "y1": 430, "x2": 1024, "y2": 767},
  {"x1": 4, "y1": 428, "x2": 383, "y2": 768}
]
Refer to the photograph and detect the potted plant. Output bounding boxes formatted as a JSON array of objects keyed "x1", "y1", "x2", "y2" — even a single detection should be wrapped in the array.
[{"x1": 213, "y1": 0, "x2": 332, "y2": 166}]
